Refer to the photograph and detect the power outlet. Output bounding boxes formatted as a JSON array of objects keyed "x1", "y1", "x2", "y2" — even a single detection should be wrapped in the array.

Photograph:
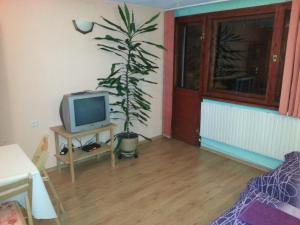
[{"x1": 31, "y1": 120, "x2": 39, "y2": 128}]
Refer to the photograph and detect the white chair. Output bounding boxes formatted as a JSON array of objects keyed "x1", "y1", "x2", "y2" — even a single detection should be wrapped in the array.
[
  {"x1": 0, "y1": 176, "x2": 33, "y2": 225},
  {"x1": 32, "y1": 136, "x2": 65, "y2": 225}
]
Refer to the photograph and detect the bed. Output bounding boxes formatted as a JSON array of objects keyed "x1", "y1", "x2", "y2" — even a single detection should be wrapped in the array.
[{"x1": 209, "y1": 152, "x2": 300, "y2": 225}]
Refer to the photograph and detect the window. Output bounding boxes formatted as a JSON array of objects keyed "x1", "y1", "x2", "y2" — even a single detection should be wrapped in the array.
[
  {"x1": 204, "y1": 4, "x2": 291, "y2": 108},
  {"x1": 211, "y1": 16, "x2": 274, "y2": 95},
  {"x1": 175, "y1": 22, "x2": 203, "y2": 90}
]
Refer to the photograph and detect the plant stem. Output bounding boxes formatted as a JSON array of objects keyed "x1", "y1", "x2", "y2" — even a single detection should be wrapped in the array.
[{"x1": 125, "y1": 40, "x2": 131, "y2": 134}]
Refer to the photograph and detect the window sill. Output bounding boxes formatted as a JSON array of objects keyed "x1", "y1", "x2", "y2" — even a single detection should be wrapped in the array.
[{"x1": 202, "y1": 95, "x2": 279, "y2": 111}]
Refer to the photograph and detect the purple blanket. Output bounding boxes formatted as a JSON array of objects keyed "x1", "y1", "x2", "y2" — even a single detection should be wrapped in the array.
[
  {"x1": 239, "y1": 200, "x2": 300, "y2": 225},
  {"x1": 209, "y1": 151, "x2": 300, "y2": 225}
]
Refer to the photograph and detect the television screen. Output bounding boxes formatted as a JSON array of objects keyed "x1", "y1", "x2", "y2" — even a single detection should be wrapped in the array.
[{"x1": 74, "y1": 96, "x2": 106, "y2": 126}]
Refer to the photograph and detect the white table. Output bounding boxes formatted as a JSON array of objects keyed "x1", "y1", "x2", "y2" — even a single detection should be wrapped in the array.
[{"x1": 0, "y1": 144, "x2": 57, "y2": 219}]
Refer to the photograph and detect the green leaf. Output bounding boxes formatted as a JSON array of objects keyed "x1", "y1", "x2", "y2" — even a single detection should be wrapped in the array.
[
  {"x1": 137, "y1": 133, "x2": 152, "y2": 141},
  {"x1": 137, "y1": 118, "x2": 147, "y2": 126},
  {"x1": 111, "y1": 111, "x2": 125, "y2": 114},
  {"x1": 131, "y1": 11, "x2": 136, "y2": 32},
  {"x1": 138, "y1": 24, "x2": 157, "y2": 33},
  {"x1": 135, "y1": 98, "x2": 150, "y2": 111},
  {"x1": 137, "y1": 51, "x2": 156, "y2": 65},
  {"x1": 97, "y1": 24, "x2": 119, "y2": 32},
  {"x1": 138, "y1": 47, "x2": 159, "y2": 59},
  {"x1": 138, "y1": 13, "x2": 160, "y2": 30},
  {"x1": 138, "y1": 27, "x2": 158, "y2": 34},
  {"x1": 108, "y1": 68, "x2": 121, "y2": 78},
  {"x1": 111, "y1": 63, "x2": 117, "y2": 73},
  {"x1": 124, "y1": 4, "x2": 131, "y2": 26},
  {"x1": 118, "y1": 5, "x2": 128, "y2": 29},
  {"x1": 101, "y1": 17, "x2": 127, "y2": 33},
  {"x1": 134, "y1": 93, "x2": 150, "y2": 105},
  {"x1": 111, "y1": 117, "x2": 122, "y2": 120},
  {"x1": 118, "y1": 45, "x2": 127, "y2": 51},
  {"x1": 136, "y1": 87, "x2": 152, "y2": 98},
  {"x1": 131, "y1": 112, "x2": 147, "y2": 122},
  {"x1": 110, "y1": 101, "x2": 123, "y2": 106},
  {"x1": 95, "y1": 35, "x2": 123, "y2": 43},
  {"x1": 133, "y1": 43, "x2": 141, "y2": 49},
  {"x1": 107, "y1": 92, "x2": 120, "y2": 96},
  {"x1": 144, "y1": 13, "x2": 160, "y2": 25},
  {"x1": 140, "y1": 110, "x2": 150, "y2": 118},
  {"x1": 97, "y1": 44, "x2": 122, "y2": 52},
  {"x1": 99, "y1": 47, "x2": 123, "y2": 57},
  {"x1": 141, "y1": 41, "x2": 165, "y2": 50},
  {"x1": 130, "y1": 23, "x2": 136, "y2": 33}
]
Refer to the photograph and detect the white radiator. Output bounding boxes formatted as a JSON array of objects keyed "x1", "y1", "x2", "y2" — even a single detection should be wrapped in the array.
[{"x1": 200, "y1": 100, "x2": 300, "y2": 160}]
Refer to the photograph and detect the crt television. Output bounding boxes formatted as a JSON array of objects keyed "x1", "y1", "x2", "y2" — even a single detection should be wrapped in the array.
[{"x1": 60, "y1": 91, "x2": 110, "y2": 133}]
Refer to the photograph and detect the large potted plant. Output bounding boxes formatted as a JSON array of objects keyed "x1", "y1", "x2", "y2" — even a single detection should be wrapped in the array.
[{"x1": 94, "y1": 4, "x2": 164, "y2": 158}]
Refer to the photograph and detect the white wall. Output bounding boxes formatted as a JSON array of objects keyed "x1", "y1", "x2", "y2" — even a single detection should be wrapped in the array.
[{"x1": 0, "y1": 0, "x2": 164, "y2": 168}]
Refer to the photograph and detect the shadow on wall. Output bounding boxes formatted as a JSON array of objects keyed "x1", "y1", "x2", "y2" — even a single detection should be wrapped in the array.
[{"x1": 0, "y1": 25, "x2": 14, "y2": 145}]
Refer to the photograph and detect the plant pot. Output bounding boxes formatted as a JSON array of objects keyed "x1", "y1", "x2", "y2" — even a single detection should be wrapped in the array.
[{"x1": 118, "y1": 132, "x2": 138, "y2": 158}]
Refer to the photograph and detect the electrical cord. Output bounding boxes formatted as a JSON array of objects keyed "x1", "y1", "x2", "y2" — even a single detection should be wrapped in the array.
[{"x1": 83, "y1": 135, "x2": 97, "y2": 147}]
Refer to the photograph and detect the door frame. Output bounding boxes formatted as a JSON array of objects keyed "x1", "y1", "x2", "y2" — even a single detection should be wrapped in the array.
[{"x1": 171, "y1": 15, "x2": 207, "y2": 145}]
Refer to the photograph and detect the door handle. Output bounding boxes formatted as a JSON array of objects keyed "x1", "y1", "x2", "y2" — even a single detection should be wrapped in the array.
[
  {"x1": 200, "y1": 32, "x2": 205, "y2": 41},
  {"x1": 272, "y1": 54, "x2": 278, "y2": 63}
]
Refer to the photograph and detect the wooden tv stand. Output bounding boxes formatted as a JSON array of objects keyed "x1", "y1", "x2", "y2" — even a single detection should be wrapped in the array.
[{"x1": 50, "y1": 123, "x2": 116, "y2": 182}]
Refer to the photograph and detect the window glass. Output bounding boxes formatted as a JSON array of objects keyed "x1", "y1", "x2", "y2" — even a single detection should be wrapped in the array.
[
  {"x1": 210, "y1": 15, "x2": 275, "y2": 96},
  {"x1": 176, "y1": 23, "x2": 202, "y2": 90}
]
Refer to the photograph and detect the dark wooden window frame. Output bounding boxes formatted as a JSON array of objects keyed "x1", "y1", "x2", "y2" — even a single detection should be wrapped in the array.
[
  {"x1": 174, "y1": 16, "x2": 207, "y2": 94},
  {"x1": 203, "y1": 3, "x2": 291, "y2": 109},
  {"x1": 174, "y1": 3, "x2": 291, "y2": 110}
]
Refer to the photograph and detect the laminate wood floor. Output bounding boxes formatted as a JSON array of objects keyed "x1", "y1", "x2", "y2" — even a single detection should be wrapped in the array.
[{"x1": 37, "y1": 138, "x2": 263, "y2": 225}]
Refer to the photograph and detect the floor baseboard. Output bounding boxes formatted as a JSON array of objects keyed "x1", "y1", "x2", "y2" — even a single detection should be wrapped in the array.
[{"x1": 200, "y1": 147, "x2": 270, "y2": 172}]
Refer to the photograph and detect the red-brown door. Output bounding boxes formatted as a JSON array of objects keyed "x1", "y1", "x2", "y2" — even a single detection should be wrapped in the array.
[{"x1": 172, "y1": 19, "x2": 205, "y2": 146}]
